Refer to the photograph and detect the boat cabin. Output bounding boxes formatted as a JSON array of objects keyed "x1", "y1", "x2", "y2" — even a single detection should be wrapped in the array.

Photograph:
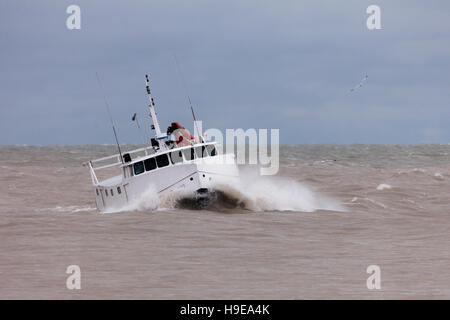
[{"x1": 124, "y1": 143, "x2": 218, "y2": 179}]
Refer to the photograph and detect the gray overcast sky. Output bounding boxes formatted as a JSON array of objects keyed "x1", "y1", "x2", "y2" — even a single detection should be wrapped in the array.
[{"x1": 1, "y1": 0, "x2": 449, "y2": 145}]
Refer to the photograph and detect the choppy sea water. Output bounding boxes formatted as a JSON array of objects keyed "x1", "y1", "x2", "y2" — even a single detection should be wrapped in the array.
[{"x1": 0, "y1": 144, "x2": 449, "y2": 299}]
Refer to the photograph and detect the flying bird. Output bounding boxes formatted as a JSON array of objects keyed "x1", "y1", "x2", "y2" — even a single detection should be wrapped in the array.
[{"x1": 350, "y1": 75, "x2": 369, "y2": 92}]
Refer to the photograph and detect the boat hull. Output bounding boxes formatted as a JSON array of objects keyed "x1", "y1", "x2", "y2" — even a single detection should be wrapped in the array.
[{"x1": 93, "y1": 154, "x2": 238, "y2": 212}]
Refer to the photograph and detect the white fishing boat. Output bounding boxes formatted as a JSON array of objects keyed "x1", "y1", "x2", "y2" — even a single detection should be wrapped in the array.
[{"x1": 83, "y1": 75, "x2": 239, "y2": 212}]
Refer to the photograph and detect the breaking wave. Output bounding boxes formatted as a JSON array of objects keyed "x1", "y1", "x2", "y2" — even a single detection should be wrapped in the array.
[
  {"x1": 37, "y1": 205, "x2": 96, "y2": 213},
  {"x1": 107, "y1": 168, "x2": 343, "y2": 213},
  {"x1": 208, "y1": 169, "x2": 343, "y2": 212},
  {"x1": 376, "y1": 183, "x2": 392, "y2": 191}
]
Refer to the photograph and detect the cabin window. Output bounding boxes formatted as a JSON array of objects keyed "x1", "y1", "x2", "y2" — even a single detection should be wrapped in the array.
[
  {"x1": 105, "y1": 189, "x2": 108, "y2": 196},
  {"x1": 195, "y1": 146, "x2": 206, "y2": 158},
  {"x1": 134, "y1": 161, "x2": 145, "y2": 175},
  {"x1": 96, "y1": 189, "x2": 99, "y2": 196},
  {"x1": 156, "y1": 154, "x2": 170, "y2": 168},
  {"x1": 183, "y1": 148, "x2": 196, "y2": 161},
  {"x1": 117, "y1": 186, "x2": 121, "y2": 194},
  {"x1": 110, "y1": 189, "x2": 114, "y2": 196},
  {"x1": 170, "y1": 151, "x2": 183, "y2": 164},
  {"x1": 144, "y1": 157, "x2": 157, "y2": 171},
  {"x1": 206, "y1": 145, "x2": 217, "y2": 156}
]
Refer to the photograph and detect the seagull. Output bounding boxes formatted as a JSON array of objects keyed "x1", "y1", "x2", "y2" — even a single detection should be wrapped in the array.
[{"x1": 350, "y1": 75, "x2": 368, "y2": 92}]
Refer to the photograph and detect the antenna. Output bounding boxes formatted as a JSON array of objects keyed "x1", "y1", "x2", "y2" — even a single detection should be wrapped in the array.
[
  {"x1": 173, "y1": 54, "x2": 205, "y2": 143},
  {"x1": 145, "y1": 74, "x2": 164, "y2": 139},
  {"x1": 95, "y1": 72, "x2": 124, "y2": 164}
]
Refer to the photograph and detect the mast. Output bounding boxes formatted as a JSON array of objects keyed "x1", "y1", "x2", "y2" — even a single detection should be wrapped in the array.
[{"x1": 145, "y1": 74, "x2": 165, "y2": 139}]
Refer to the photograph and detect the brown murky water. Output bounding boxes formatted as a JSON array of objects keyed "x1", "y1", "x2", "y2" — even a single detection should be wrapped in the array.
[{"x1": 0, "y1": 145, "x2": 449, "y2": 299}]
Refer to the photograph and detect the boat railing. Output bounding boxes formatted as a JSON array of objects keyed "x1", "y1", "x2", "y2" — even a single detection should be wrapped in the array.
[
  {"x1": 83, "y1": 146, "x2": 154, "y2": 169},
  {"x1": 82, "y1": 142, "x2": 222, "y2": 186},
  {"x1": 82, "y1": 146, "x2": 154, "y2": 185}
]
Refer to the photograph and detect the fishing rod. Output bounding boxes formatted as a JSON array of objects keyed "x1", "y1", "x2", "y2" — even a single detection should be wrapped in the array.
[
  {"x1": 131, "y1": 112, "x2": 148, "y2": 155},
  {"x1": 95, "y1": 72, "x2": 124, "y2": 164},
  {"x1": 173, "y1": 53, "x2": 205, "y2": 143}
]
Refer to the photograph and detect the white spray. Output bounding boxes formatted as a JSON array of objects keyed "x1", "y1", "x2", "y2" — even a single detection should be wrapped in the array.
[{"x1": 102, "y1": 167, "x2": 343, "y2": 213}]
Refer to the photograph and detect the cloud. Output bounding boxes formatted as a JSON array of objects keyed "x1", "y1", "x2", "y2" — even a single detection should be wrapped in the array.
[{"x1": 0, "y1": 0, "x2": 450, "y2": 144}]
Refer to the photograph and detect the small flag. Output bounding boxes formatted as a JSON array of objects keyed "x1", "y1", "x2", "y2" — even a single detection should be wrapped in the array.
[{"x1": 131, "y1": 113, "x2": 137, "y2": 121}]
